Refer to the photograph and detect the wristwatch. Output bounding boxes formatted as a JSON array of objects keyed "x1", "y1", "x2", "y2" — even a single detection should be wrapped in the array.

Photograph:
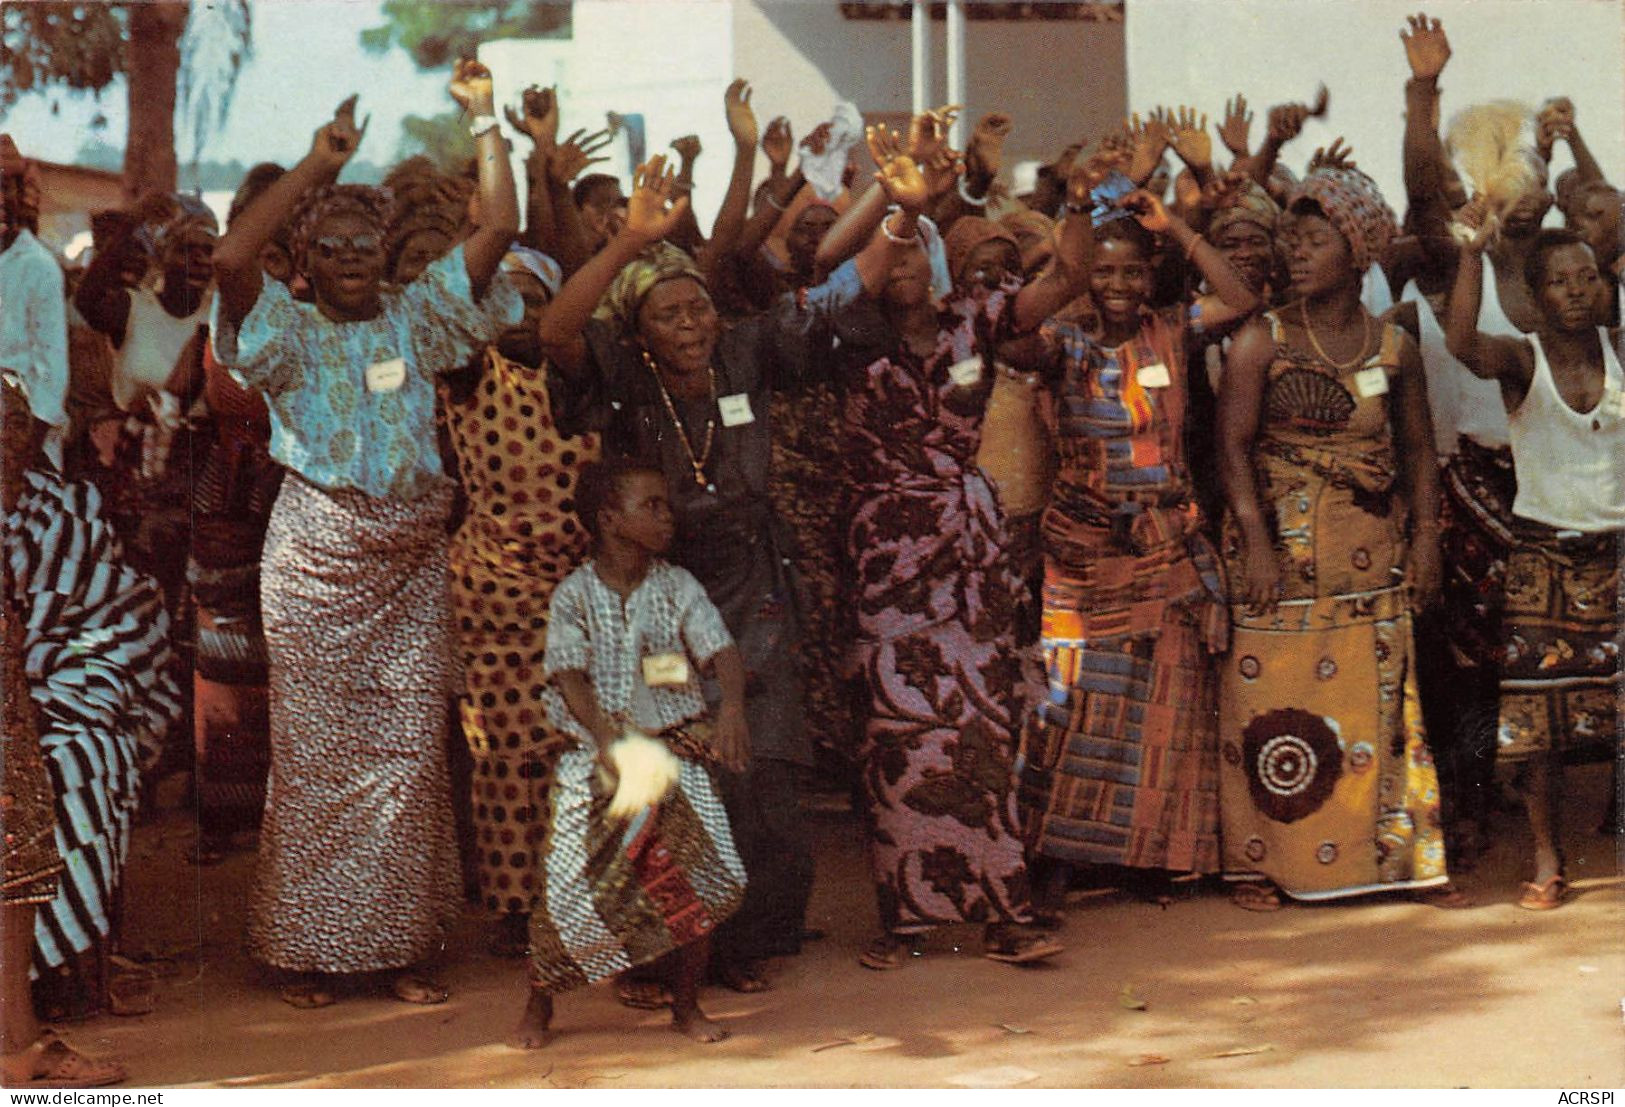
[{"x1": 467, "y1": 114, "x2": 500, "y2": 138}]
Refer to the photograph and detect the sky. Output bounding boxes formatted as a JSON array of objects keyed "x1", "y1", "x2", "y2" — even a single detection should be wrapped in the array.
[{"x1": 3, "y1": 0, "x2": 452, "y2": 169}]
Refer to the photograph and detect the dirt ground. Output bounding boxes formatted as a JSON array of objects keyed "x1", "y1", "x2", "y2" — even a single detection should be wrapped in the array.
[{"x1": 52, "y1": 761, "x2": 1625, "y2": 1089}]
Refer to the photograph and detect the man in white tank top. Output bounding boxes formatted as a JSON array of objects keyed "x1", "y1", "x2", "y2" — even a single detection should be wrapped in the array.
[{"x1": 1444, "y1": 210, "x2": 1622, "y2": 913}]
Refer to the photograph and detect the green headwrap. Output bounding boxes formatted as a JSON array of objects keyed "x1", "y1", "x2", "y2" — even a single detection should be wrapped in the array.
[{"x1": 593, "y1": 241, "x2": 708, "y2": 335}]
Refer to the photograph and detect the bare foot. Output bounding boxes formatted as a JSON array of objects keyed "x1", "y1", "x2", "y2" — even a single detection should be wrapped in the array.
[
  {"x1": 507, "y1": 990, "x2": 556, "y2": 1050},
  {"x1": 671, "y1": 1007, "x2": 730, "y2": 1044}
]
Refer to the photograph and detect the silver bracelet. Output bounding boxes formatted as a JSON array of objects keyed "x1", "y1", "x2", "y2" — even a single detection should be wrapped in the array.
[
  {"x1": 957, "y1": 176, "x2": 990, "y2": 207},
  {"x1": 765, "y1": 189, "x2": 789, "y2": 212},
  {"x1": 881, "y1": 212, "x2": 920, "y2": 245}
]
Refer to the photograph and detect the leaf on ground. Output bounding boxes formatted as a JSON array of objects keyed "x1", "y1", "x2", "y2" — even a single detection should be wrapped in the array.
[
  {"x1": 1207, "y1": 1043, "x2": 1277, "y2": 1059},
  {"x1": 1119, "y1": 984, "x2": 1148, "y2": 1011},
  {"x1": 812, "y1": 1033, "x2": 876, "y2": 1053},
  {"x1": 998, "y1": 1023, "x2": 1033, "y2": 1035},
  {"x1": 1127, "y1": 1054, "x2": 1170, "y2": 1067},
  {"x1": 1230, "y1": 995, "x2": 1258, "y2": 1005},
  {"x1": 1577, "y1": 965, "x2": 1599, "y2": 974},
  {"x1": 946, "y1": 1065, "x2": 1040, "y2": 1088}
]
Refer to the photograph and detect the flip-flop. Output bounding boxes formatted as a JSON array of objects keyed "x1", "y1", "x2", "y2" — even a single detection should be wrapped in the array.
[
  {"x1": 5, "y1": 1032, "x2": 126, "y2": 1088},
  {"x1": 858, "y1": 936, "x2": 917, "y2": 971},
  {"x1": 279, "y1": 984, "x2": 336, "y2": 1010},
  {"x1": 983, "y1": 927, "x2": 1064, "y2": 965},
  {"x1": 615, "y1": 978, "x2": 671, "y2": 1010},
  {"x1": 391, "y1": 975, "x2": 449, "y2": 1005},
  {"x1": 1230, "y1": 882, "x2": 1283, "y2": 912},
  {"x1": 1516, "y1": 875, "x2": 1567, "y2": 911}
]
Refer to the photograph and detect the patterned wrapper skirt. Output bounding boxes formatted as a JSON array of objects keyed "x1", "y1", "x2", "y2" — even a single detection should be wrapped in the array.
[
  {"x1": 6, "y1": 469, "x2": 180, "y2": 969},
  {"x1": 1220, "y1": 585, "x2": 1449, "y2": 899},
  {"x1": 526, "y1": 737, "x2": 745, "y2": 996},
  {"x1": 1438, "y1": 438, "x2": 1517, "y2": 669},
  {"x1": 189, "y1": 424, "x2": 283, "y2": 838},
  {"x1": 1019, "y1": 501, "x2": 1225, "y2": 874},
  {"x1": 250, "y1": 474, "x2": 462, "y2": 974},
  {"x1": 1496, "y1": 524, "x2": 1620, "y2": 762}
]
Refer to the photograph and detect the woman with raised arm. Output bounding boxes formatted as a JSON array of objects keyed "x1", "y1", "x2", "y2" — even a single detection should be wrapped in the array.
[
  {"x1": 1017, "y1": 175, "x2": 1259, "y2": 914},
  {"x1": 536, "y1": 129, "x2": 895, "y2": 991},
  {"x1": 844, "y1": 127, "x2": 1092, "y2": 972},
  {"x1": 209, "y1": 63, "x2": 521, "y2": 1008},
  {"x1": 1217, "y1": 166, "x2": 1460, "y2": 911},
  {"x1": 1443, "y1": 208, "x2": 1621, "y2": 910}
]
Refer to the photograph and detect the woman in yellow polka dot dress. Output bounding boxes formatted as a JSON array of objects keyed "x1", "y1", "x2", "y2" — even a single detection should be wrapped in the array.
[{"x1": 442, "y1": 247, "x2": 600, "y2": 955}]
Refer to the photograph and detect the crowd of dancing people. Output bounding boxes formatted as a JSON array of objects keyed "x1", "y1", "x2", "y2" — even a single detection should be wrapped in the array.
[{"x1": 1, "y1": 10, "x2": 1620, "y2": 1085}]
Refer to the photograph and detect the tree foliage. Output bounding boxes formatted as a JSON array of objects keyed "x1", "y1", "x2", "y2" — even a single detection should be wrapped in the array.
[
  {"x1": 397, "y1": 110, "x2": 476, "y2": 171},
  {"x1": 361, "y1": 0, "x2": 570, "y2": 70},
  {"x1": 0, "y1": 2, "x2": 125, "y2": 112}
]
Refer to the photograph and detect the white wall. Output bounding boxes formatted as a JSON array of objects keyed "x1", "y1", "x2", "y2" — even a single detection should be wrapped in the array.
[
  {"x1": 1125, "y1": 0, "x2": 1625, "y2": 216},
  {"x1": 483, "y1": 1, "x2": 738, "y2": 224}
]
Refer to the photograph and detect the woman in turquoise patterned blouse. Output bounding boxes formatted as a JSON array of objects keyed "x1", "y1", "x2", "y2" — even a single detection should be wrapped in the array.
[{"x1": 209, "y1": 63, "x2": 521, "y2": 1010}]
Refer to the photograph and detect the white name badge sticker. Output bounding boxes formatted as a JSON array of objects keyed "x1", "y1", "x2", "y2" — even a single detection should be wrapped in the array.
[
  {"x1": 1136, "y1": 362, "x2": 1172, "y2": 389},
  {"x1": 1602, "y1": 387, "x2": 1625, "y2": 420},
  {"x1": 1354, "y1": 367, "x2": 1389, "y2": 398},
  {"x1": 718, "y1": 393, "x2": 755, "y2": 427},
  {"x1": 947, "y1": 357, "x2": 983, "y2": 388},
  {"x1": 642, "y1": 653, "x2": 690, "y2": 687},
  {"x1": 365, "y1": 357, "x2": 407, "y2": 393}
]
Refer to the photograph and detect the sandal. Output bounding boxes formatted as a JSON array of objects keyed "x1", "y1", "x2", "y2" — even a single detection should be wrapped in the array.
[
  {"x1": 615, "y1": 977, "x2": 672, "y2": 1010},
  {"x1": 1230, "y1": 881, "x2": 1283, "y2": 912},
  {"x1": 2, "y1": 1031, "x2": 126, "y2": 1088},
  {"x1": 391, "y1": 974, "x2": 449, "y2": 1005},
  {"x1": 983, "y1": 926, "x2": 1063, "y2": 965},
  {"x1": 1517, "y1": 875, "x2": 1567, "y2": 911},
  {"x1": 858, "y1": 934, "x2": 920, "y2": 971},
  {"x1": 279, "y1": 983, "x2": 336, "y2": 1010}
]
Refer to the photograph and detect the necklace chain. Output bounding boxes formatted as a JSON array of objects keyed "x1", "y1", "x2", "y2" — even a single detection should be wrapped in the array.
[
  {"x1": 643, "y1": 349, "x2": 717, "y2": 488},
  {"x1": 1300, "y1": 302, "x2": 1373, "y2": 371}
]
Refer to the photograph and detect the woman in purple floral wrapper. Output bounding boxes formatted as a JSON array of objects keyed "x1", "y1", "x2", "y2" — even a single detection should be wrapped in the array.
[{"x1": 842, "y1": 127, "x2": 1094, "y2": 970}]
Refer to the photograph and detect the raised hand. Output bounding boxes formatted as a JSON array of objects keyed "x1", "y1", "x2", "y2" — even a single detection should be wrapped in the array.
[
  {"x1": 870, "y1": 133, "x2": 931, "y2": 216},
  {"x1": 549, "y1": 128, "x2": 612, "y2": 187},
  {"x1": 724, "y1": 78, "x2": 758, "y2": 150},
  {"x1": 907, "y1": 104, "x2": 961, "y2": 162},
  {"x1": 1200, "y1": 168, "x2": 1251, "y2": 209},
  {"x1": 1119, "y1": 188, "x2": 1172, "y2": 233},
  {"x1": 966, "y1": 111, "x2": 1013, "y2": 181},
  {"x1": 311, "y1": 95, "x2": 367, "y2": 170},
  {"x1": 448, "y1": 57, "x2": 496, "y2": 114},
  {"x1": 1167, "y1": 105, "x2": 1212, "y2": 171},
  {"x1": 1266, "y1": 102, "x2": 1310, "y2": 147},
  {"x1": 670, "y1": 134, "x2": 703, "y2": 166},
  {"x1": 1400, "y1": 13, "x2": 1451, "y2": 81},
  {"x1": 922, "y1": 148, "x2": 964, "y2": 201},
  {"x1": 505, "y1": 84, "x2": 559, "y2": 148},
  {"x1": 1309, "y1": 136, "x2": 1358, "y2": 173},
  {"x1": 1124, "y1": 111, "x2": 1171, "y2": 186},
  {"x1": 624, "y1": 155, "x2": 689, "y2": 244},
  {"x1": 1219, "y1": 94, "x2": 1253, "y2": 158},
  {"x1": 1452, "y1": 194, "x2": 1498, "y2": 253},
  {"x1": 1536, "y1": 96, "x2": 1575, "y2": 157},
  {"x1": 761, "y1": 116, "x2": 793, "y2": 170}
]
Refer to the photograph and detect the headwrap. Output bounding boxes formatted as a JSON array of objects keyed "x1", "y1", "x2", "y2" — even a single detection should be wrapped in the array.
[
  {"x1": 998, "y1": 208, "x2": 1055, "y2": 247},
  {"x1": 153, "y1": 205, "x2": 219, "y2": 258},
  {"x1": 592, "y1": 241, "x2": 707, "y2": 334},
  {"x1": 1290, "y1": 166, "x2": 1398, "y2": 274},
  {"x1": 944, "y1": 216, "x2": 1020, "y2": 284},
  {"x1": 801, "y1": 101, "x2": 863, "y2": 202},
  {"x1": 1208, "y1": 181, "x2": 1281, "y2": 240},
  {"x1": 289, "y1": 183, "x2": 394, "y2": 268},
  {"x1": 500, "y1": 245, "x2": 563, "y2": 299}
]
